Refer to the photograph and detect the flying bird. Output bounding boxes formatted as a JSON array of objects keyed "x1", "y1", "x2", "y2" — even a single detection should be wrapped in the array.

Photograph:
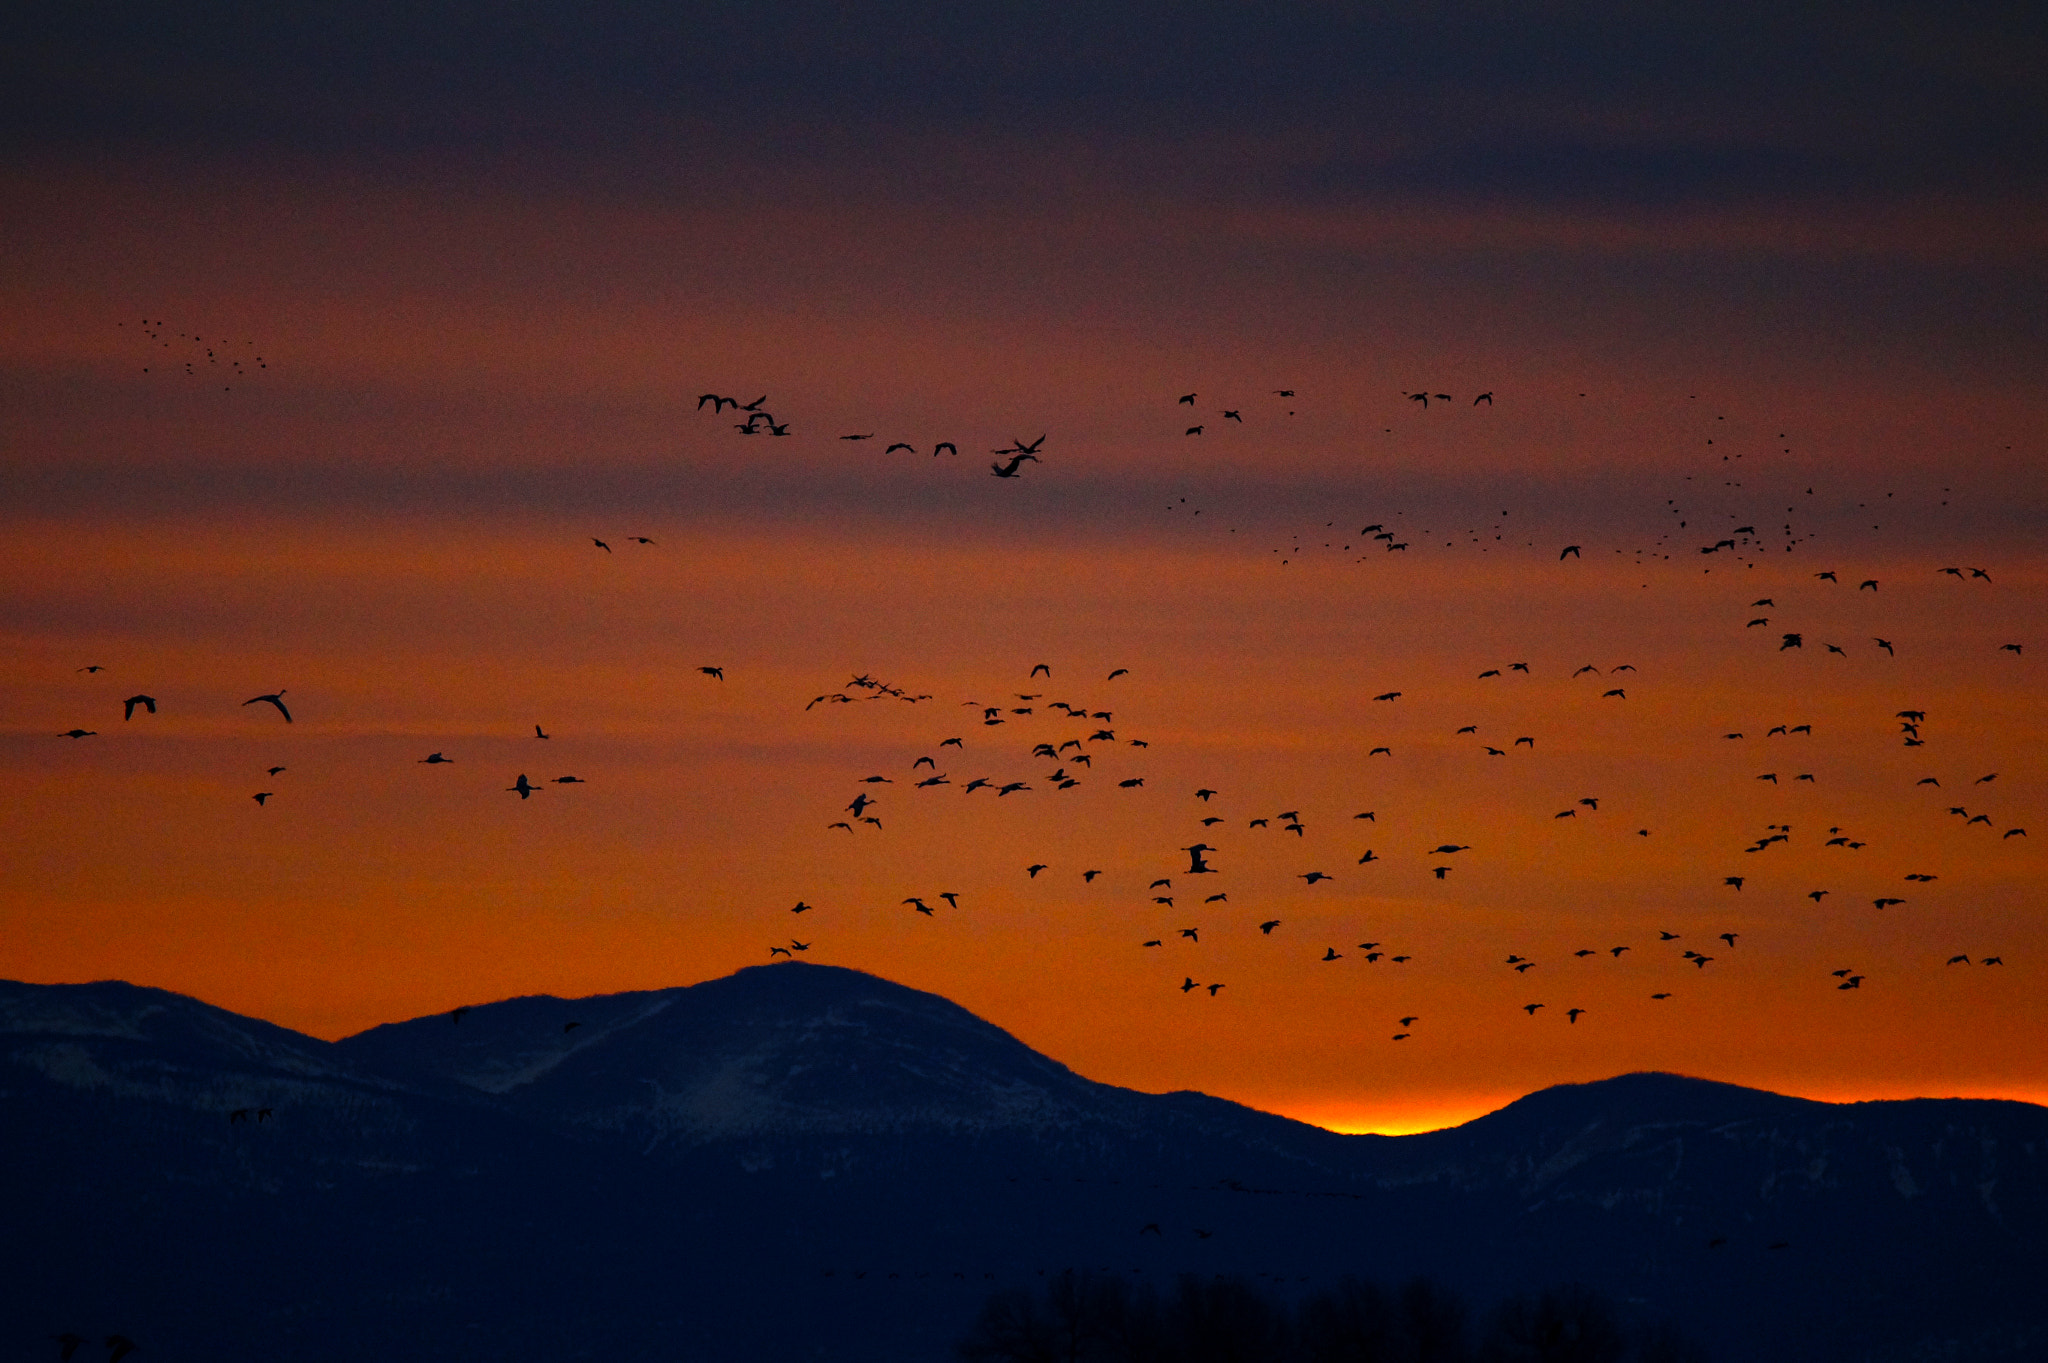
[
  {"x1": 243, "y1": 691, "x2": 292, "y2": 721},
  {"x1": 122, "y1": 695, "x2": 155, "y2": 719},
  {"x1": 507, "y1": 774, "x2": 539, "y2": 798}
]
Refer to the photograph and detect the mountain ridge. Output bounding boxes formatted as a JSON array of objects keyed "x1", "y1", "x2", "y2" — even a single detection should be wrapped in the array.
[{"x1": 6, "y1": 963, "x2": 2046, "y2": 1362}]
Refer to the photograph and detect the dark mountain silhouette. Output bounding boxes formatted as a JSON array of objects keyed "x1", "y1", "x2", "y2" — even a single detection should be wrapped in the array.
[
  {"x1": 4, "y1": 964, "x2": 2044, "y2": 1362},
  {"x1": 336, "y1": 963, "x2": 1363, "y2": 1168}
]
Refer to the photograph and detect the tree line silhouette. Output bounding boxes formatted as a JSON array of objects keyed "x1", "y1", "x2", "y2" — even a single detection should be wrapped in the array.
[{"x1": 957, "y1": 1271, "x2": 1707, "y2": 1362}]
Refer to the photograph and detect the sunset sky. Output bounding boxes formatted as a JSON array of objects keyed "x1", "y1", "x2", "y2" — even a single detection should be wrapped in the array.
[{"x1": 4, "y1": 2, "x2": 2045, "y2": 1133}]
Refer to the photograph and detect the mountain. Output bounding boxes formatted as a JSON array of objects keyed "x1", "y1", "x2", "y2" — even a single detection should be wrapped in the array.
[
  {"x1": 335, "y1": 962, "x2": 1370, "y2": 1170},
  {"x1": 4, "y1": 963, "x2": 2044, "y2": 1362}
]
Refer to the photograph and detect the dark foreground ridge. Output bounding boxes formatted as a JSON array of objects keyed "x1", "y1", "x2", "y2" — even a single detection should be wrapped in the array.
[{"x1": 4, "y1": 963, "x2": 2045, "y2": 1362}]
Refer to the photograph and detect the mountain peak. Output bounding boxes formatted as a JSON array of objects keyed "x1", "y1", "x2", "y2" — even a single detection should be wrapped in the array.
[
  {"x1": 336, "y1": 962, "x2": 1122, "y2": 1145},
  {"x1": 0, "y1": 977, "x2": 355, "y2": 1082}
]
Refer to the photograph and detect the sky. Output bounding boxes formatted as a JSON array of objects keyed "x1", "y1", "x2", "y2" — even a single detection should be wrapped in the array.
[{"x1": 3, "y1": 1, "x2": 2046, "y2": 1134}]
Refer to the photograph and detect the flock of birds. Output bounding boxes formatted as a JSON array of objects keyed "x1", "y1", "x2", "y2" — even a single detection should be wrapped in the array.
[
  {"x1": 55, "y1": 372, "x2": 2035, "y2": 1049},
  {"x1": 760, "y1": 639, "x2": 2027, "y2": 1034},
  {"x1": 120, "y1": 317, "x2": 266, "y2": 390}
]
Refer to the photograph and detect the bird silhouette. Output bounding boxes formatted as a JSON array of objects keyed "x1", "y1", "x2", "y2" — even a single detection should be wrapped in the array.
[
  {"x1": 242, "y1": 691, "x2": 291, "y2": 722},
  {"x1": 122, "y1": 695, "x2": 155, "y2": 719},
  {"x1": 991, "y1": 453, "x2": 1040, "y2": 478},
  {"x1": 507, "y1": 774, "x2": 539, "y2": 798}
]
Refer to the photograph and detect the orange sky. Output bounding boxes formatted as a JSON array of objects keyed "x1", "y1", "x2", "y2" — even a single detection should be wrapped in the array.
[{"x1": 2, "y1": 157, "x2": 2045, "y2": 1133}]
